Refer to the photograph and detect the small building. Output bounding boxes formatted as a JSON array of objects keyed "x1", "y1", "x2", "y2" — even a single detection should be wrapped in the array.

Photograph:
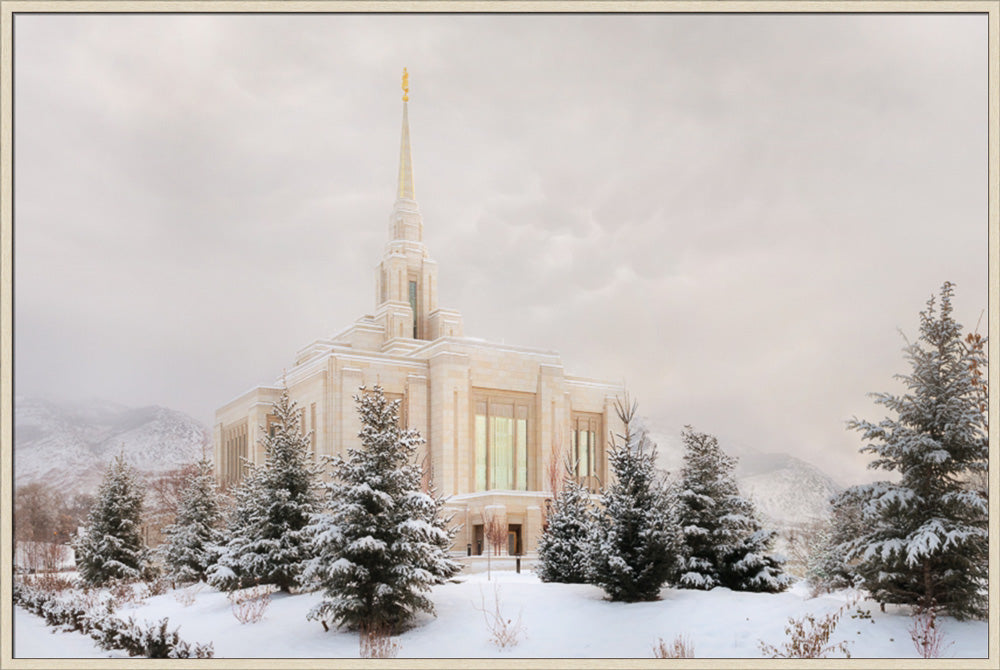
[{"x1": 214, "y1": 72, "x2": 623, "y2": 556}]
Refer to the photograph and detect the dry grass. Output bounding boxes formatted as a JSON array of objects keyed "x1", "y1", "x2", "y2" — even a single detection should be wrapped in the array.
[
  {"x1": 474, "y1": 583, "x2": 525, "y2": 650},
  {"x1": 653, "y1": 634, "x2": 695, "y2": 658},
  {"x1": 228, "y1": 584, "x2": 272, "y2": 624},
  {"x1": 359, "y1": 623, "x2": 401, "y2": 659},
  {"x1": 758, "y1": 599, "x2": 855, "y2": 659}
]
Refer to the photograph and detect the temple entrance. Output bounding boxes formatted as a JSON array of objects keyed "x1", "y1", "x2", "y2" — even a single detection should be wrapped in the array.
[
  {"x1": 507, "y1": 524, "x2": 522, "y2": 556},
  {"x1": 473, "y1": 524, "x2": 484, "y2": 555}
]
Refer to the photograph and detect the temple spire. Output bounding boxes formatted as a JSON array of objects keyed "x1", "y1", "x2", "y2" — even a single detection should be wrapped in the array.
[{"x1": 397, "y1": 68, "x2": 415, "y2": 201}]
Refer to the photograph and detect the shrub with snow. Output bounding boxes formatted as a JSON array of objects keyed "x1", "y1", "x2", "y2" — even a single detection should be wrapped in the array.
[{"x1": 301, "y1": 385, "x2": 460, "y2": 633}]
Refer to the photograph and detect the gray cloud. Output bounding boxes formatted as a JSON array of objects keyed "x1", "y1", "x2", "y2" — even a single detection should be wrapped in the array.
[{"x1": 13, "y1": 13, "x2": 988, "y2": 485}]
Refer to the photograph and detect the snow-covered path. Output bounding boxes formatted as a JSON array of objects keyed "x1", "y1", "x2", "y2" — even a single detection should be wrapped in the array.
[{"x1": 13, "y1": 573, "x2": 988, "y2": 659}]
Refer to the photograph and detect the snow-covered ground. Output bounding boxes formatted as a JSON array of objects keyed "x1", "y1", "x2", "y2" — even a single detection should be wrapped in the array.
[{"x1": 14, "y1": 572, "x2": 987, "y2": 659}]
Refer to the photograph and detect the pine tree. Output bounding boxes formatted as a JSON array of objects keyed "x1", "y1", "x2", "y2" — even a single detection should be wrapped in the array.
[
  {"x1": 158, "y1": 460, "x2": 224, "y2": 584},
  {"x1": 301, "y1": 385, "x2": 460, "y2": 633},
  {"x1": 806, "y1": 488, "x2": 865, "y2": 595},
  {"x1": 536, "y1": 472, "x2": 594, "y2": 584},
  {"x1": 208, "y1": 387, "x2": 319, "y2": 593},
  {"x1": 587, "y1": 396, "x2": 678, "y2": 602},
  {"x1": 74, "y1": 453, "x2": 151, "y2": 586},
  {"x1": 843, "y1": 282, "x2": 988, "y2": 620},
  {"x1": 674, "y1": 427, "x2": 788, "y2": 593}
]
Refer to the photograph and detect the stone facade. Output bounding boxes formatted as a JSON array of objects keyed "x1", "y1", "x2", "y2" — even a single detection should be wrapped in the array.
[{"x1": 214, "y1": 85, "x2": 623, "y2": 556}]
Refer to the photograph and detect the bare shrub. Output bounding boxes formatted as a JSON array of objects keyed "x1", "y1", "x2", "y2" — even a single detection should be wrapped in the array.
[
  {"x1": 909, "y1": 607, "x2": 954, "y2": 659},
  {"x1": 229, "y1": 584, "x2": 272, "y2": 624},
  {"x1": 15, "y1": 540, "x2": 69, "y2": 574},
  {"x1": 174, "y1": 583, "x2": 204, "y2": 607},
  {"x1": 359, "y1": 623, "x2": 401, "y2": 658},
  {"x1": 107, "y1": 579, "x2": 146, "y2": 607},
  {"x1": 145, "y1": 577, "x2": 169, "y2": 597},
  {"x1": 759, "y1": 599, "x2": 854, "y2": 659},
  {"x1": 29, "y1": 571, "x2": 75, "y2": 593},
  {"x1": 653, "y1": 634, "x2": 694, "y2": 658},
  {"x1": 474, "y1": 583, "x2": 525, "y2": 650}
]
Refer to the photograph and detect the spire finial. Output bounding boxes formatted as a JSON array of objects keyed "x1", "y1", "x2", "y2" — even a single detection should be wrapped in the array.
[{"x1": 397, "y1": 69, "x2": 415, "y2": 200}]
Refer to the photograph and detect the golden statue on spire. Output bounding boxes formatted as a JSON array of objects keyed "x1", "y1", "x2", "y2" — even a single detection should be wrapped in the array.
[{"x1": 402, "y1": 68, "x2": 409, "y2": 102}]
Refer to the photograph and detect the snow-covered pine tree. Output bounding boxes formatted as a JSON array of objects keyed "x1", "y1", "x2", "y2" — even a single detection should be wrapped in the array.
[
  {"x1": 207, "y1": 462, "x2": 264, "y2": 591},
  {"x1": 74, "y1": 453, "x2": 151, "y2": 586},
  {"x1": 806, "y1": 487, "x2": 865, "y2": 595},
  {"x1": 208, "y1": 387, "x2": 319, "y2": 593},
  {"x1": 843, "y1": 282, "x2": 988, "y2": 620},
  {"x1": 158, "y1": 460, "x2": 224, "y2": 584},
  {"x1": 587, "y1": 395, "x2": 678, "y2": 602},
  {"x1": 674, "y1": 427, "x2": 789, "y2": 593},
  {"x1": 536, "y1": 469, "x2": 594, "y2": 584},
  {"x1": 301, "y1": 385, "x2": 460, "y2": 633}
]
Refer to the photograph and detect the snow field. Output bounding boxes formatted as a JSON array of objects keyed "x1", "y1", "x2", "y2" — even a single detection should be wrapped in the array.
[{"x1": 14, "y1": 572, "x2": 987, "y2": 659}]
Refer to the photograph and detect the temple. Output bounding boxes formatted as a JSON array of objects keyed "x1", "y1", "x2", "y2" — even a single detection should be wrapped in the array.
[{"x1": 214, "y1": 71, "x2": 623, "y2": 557}]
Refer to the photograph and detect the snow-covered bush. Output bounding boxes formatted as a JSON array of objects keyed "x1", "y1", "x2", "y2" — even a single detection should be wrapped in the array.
[
  {"x1": 536, "y1": 475, "x2": 594, "y2": 584},
  {"x1": 843, "y1": 282, "x2": 988, "y2": 620},
  {"x1": 301, "y1": 385, "x2": 460, "y2": 633},
  {"x1": 73, "y1": 454, "x2": 153, "y2": 587},
  {"x1": 587, "y1": 395, "x2": 678, "y2": 602},
  {"x1": 159, "y1": 460, "x2": 224, "y2": 585},
  {"x1": 13, "y1": 581, "x2": 214, "y2": 658},
  {"x1": 673, "y1": 427, "x2": 788, "y2": 593},
  {"x1": 209, "y1": 387, "x2": 320, "y2": 593}
]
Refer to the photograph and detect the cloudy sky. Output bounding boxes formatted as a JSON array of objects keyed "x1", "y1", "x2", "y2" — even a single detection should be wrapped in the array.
[{"x1": 13, "y1": 12, "x2": 989, "y2": 484}]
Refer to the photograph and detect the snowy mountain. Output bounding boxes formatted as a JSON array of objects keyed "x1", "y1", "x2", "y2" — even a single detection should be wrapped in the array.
[
  {"x1": 13, "y1": 396, "x2": 209, "y2": 495},
  {"x1": 733, "y1": 451, "x2": 842, "y2": 527},
  {"x1": 646, "y1": 424, "x2": 841, "y2": 528}
]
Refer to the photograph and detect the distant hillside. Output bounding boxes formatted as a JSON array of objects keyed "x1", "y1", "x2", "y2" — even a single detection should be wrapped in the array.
[
  {"x1": 14, "y1": 396, "x2": 209, "y2": 495},
  {"x1": 646, "y1": 424, "x2": 841, "y2": 529},
  {"x1": 733, "y1": 451, "x2": 842, "y2": 526}
]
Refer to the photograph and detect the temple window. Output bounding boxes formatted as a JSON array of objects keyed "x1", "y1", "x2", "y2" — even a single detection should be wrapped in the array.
[
  {"x1": 572, "y1": 412, "x2": 602, "y2": 491},
  {"x1": 408, "y1": 280, "x2": 418, "y2": 338},
  {"x1": 474, "y1": 394, "x2": 530, "y2": 491}
]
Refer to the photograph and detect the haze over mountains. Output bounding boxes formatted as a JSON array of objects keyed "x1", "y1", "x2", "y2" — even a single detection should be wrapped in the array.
[
  {"x1": 647, "y1": 425, "x2": 842, "y2": 529},
  {"x1": 13, "y1": 396, "x2": 209, "y2": 495},
  {"x1": 13, "y1": 397, "x2": 841, "y2": 528}
]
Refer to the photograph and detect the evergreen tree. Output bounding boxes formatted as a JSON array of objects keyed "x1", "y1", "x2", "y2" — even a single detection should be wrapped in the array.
[
  {"x1": 208, "y1": 387, "x2": 319, "y2": 592},
  {"x1": 74, "y1": 453, "x2": 151, "y2": 586},
  {"x1": 587, "y1": 396, "x2": 678, "y2": 602},
  {"x1": 843, "y1": 282, "x2": 988, "y2": 620},
  {"x1": 159, "y1": 460, "x2": 224, "y2": 584},
  {"x1": 536, "y1": 472, "x2": 594, "y2": 584},
  {"x1": 806, "y1": 488, "x2": 865, "y2": 595},
  {"x1": 301, "y1": 386, "x2": 460, "y2": 633},
  {"x1": 674, "y1": 427, "x2": 788, "y2": 593}
]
